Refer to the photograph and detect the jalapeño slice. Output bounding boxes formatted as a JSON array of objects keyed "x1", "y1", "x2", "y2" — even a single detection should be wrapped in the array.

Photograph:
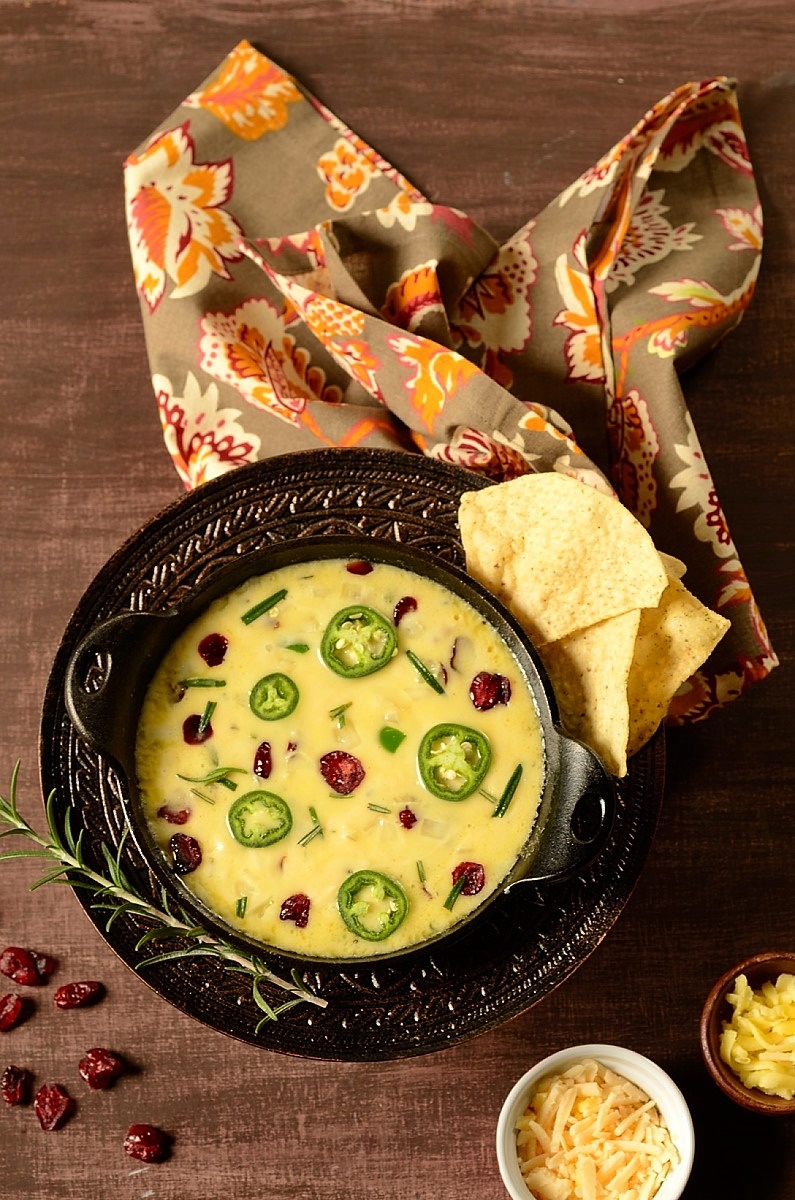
[
  {"x1": 249, "y1": 672, "x2": 299, "y2": 721},
  {"x1": 227, "y1": 790, "x2": 292, "y2": 848},
  {"x1": 338, "y1": 870, "x2": 408, "y2": 941},
  {"x1": 320, "y1": 606, "x2": 397, "y2": 678},
  {"x1": 417, "y1": 723, "x2": 491, "y2": 801}
]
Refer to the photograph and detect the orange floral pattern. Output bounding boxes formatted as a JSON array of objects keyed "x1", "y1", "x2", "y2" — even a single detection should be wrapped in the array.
[
  {"x1": 185, "y1": 40, "x2": 303, "y2": 140},
  {"x1": 453, "y1": 224, "x2": 538, "y2": 376},
  {"x1": 317, "y1": 138, "x2": 375, "y2": 212},
  {"x1": 386, "y1": 335, "x2": 480, "y2": 431},
  {"x1": 382, "y1": 262, "x2": 445, "y2": 332},
  {"x1": 154, "y1": 370, "x2": 261, "y2": 488},
  {"x1": 124, "y1": 123, "x2": 243, "y2": 311},
  {"x1": 553, "y1": 233, "x2": 605, "y2": 384}
]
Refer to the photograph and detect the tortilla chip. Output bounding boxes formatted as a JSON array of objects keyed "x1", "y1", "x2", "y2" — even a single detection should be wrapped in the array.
[
  {"x1": 537, "y1": 609, "x2": 641, "y2": 778},
  {"x1": 626, "y1": 574, "x2": 730, "y2": 758},
  {"x1": 459, "y1": 473, "x2": 667, "y2": 645},
  {"x1": 658, "y1": 551, "x2": 687, "y2": 580}
]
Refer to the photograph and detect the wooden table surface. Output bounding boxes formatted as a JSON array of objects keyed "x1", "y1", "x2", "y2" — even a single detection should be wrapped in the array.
[{"x1": 2, "y1": 2, "x2": 793, "y2": 1197}]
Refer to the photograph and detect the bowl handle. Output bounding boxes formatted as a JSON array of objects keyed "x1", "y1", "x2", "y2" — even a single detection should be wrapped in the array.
[
  {"x1": 64, "y1": 611, "x2": 172, "y2": 768},
  {"x1": 512, "y1": 735, "x2": 616, "y2": 885}
]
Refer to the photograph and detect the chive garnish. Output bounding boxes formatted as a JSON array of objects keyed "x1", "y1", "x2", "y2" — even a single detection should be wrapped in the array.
[
  {"x1": 329, "y1": 701, "x2": 352, "y2": 727},
  {"x1": 406, "y1": 650, "x2": 445, "y2": 694},
  {"x1": 189, "y1": 788, "x2": 215, "y2": 806},
  {"x1": 493, "y1": 763, "x2": 523, "y2": 818},
  {"x1": 367, "y1": 803, "x2": 390, "y2": 814},
  {"x1": 197, "y1": 701, "x2": 216, "y2": 735},
  {"x1": 443, "y1": 876, "x2": 467, "y2": 911},
  {"x1": 286, "y1": 643, "x2": 310, "y2": 654},
  {"x1": 177, "y1": 678, "x2": 227, "y2": 688},
  {"x1": 236, "y1": 896, "x2": 248, "y2": 918},
  {"x1": 241, "y1": 588, "x2": 287, "y2": 625},
  {"x1": 177, "y1": 767, "x2": 245, "y2": 786},
  {"x1": 416, "y1": 860, "x2": 426, "y2": 884},
  {"x1": 298, "y1": 824, "x2": 323, "y2": 847}
]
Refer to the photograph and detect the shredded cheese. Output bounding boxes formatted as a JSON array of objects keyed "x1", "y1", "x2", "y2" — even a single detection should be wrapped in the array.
[
  {"x1": 719, "y1": 972, "x2": 795, "y2": 1099},
  {"x1": 515, "y1": 1059, "x2": 678, "y2": 1200}
]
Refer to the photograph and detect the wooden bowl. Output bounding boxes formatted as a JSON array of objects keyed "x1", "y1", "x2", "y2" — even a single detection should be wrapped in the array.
[{"x1": 700, "y1": 951, "x2": 795, "y2": 1114}]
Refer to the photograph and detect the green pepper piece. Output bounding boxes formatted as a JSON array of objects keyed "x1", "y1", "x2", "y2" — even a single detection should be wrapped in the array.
[
  {"x1": 249, "y1": 672, "x2": 299, "y2": 721},
  {"x1": 417, "y1": 723, "x2": 491, "y2": 801},
  {"x1": 227, "y1": 790, "x2": 292, "y2": 848},
  {"x1": 379, "y1": 726, "x2": 406, "y2": 753},
  {"x1": 338, "y1": 869, "x2": 408, "y2": 941},
  {"x1": 320, "y1": 606, "x2": 397, "y2": 678}
]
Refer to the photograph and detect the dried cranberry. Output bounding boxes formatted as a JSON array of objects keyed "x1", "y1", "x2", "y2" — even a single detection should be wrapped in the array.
[
  {"x1": 33, "y1": 952, "x2": 56, "y2": 982},
  {"x1": 469, "y1": 671, "x2": 512, "y2": 711},
  {"x1": 0, "y1": 994, "x2": 25, "y2": 1031},
  {"x1": 449, "y1": 637, "x2": 460, "y2": 670},
  {"x1": 198, "y1": 632, "x2": 228, "y2": 667},
  {"x1": 253, "y1": 741, "x2": 272, "y2": 779},
  {"x1": 34, "y1": 1083, "x2": 74, "y2": 1130},
  {"x1": 157, "y1": 804, "x2": 191, "y2": 825},
  {"x1": 124, "y1": 1123, "x2": 171, "y2": 1163},
  {"x1": 0, "y1": 947, "x2": 40, "y2": 987},
  {"x1": 1, "y1": 1065, "x2": 32, "y2": 1106},
  {"x1": 286, "y1": 740, "x2": 297, "y2": 755},
  {"x1": 53, "y1": 981, "x2": 104, "y2": 1010},
  {"x1": 393, "y1": 595, "x2": 418, "y2": 625},
  {"x1": 346, "y1": 560, "x2": 373, "y2": 575},
  {"x1": 319, "y1": 751, "x2": 365, "y2": 795},
  {"x1": 280, "y1": 893, "x2": 310, "y2": 928},
  {"x1": 170, "y1": 833, "x2": 202, "y2": 875},
  {"x1": 182, "y1": 713, "x2": 213, "y2": 744},
  {"x1": 452, "y1": 861, "x2": 486, "y2": 896},
  {"x1": 398, "y1": 807, "x2": 417, "y2": 829},
  {"x1": 79, "y1": 1048, "x2": 126, "y2": 1090}
]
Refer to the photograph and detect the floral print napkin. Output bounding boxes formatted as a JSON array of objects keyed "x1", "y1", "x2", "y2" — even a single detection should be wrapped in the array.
[{"x1": 123, "y1": 40, "x2": 776, "y2": 723}]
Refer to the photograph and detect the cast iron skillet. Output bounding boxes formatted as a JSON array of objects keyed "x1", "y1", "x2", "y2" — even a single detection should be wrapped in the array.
[{"x1": 64, "y1": 535, "x2": 615, "y2": 965}]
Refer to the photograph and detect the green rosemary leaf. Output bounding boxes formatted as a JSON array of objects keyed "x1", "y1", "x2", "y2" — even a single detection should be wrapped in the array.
[
  {"x1": 137, "y1": 946, "x2": 222, "y2": 969},
  {"x1": 28, "y1": 866, "x2": 72, "y2": 892},
  {"x1": 177, "y1": 678, "x2": 227, "y2": 688},
  {"x1": 242, "y1": 588, "x2": 287, "y2": 625},
  {"x1": 416, "y1": 860, "x2": 426, "y2": 884},
  {"x1": 406, "y1": 650, "x2": 445, "y2": 694},
  {"x1": 367, "y1": 804, "x2": 390, "y2": 814},
  {"x1": 254, "y1": 1013, "x2": 276, "y2": 1033},
  {"x1": 329, "y1": 701, "x2": 352, "y2": 727},
  {"x1": 493, "y1": 763, "x2": 523, "y2": 818},
  {"x1": 290, "y1": 968, "x2": 310, "y2": 995},
  {"x1": 479, "y1": 788, "x2": 498, "y2": 804},
  {"x1": 0, "y1": 850, "x2": 53, "y2": 862},
  {"x1": 236, "y1": 896, "x2": 248, "y2": 919},
  {"x1": 190, "y1": 788, "x2": 215, "y2": 806},
  {"x1": 176, "y1": 767, "x2": 245, "y2": 785},
  {"x1": 443, "y1": 875, "x2": 467, "y2": 912},
  {"x1": 252, "y1": 976, "x2": 278, "y2": 1019},
  {"x1": 197, "y1": 700, "x2": 216, "y2": 736},
  {"x1": 297, "y1": 824, "x2": 322, "y2": 847}
]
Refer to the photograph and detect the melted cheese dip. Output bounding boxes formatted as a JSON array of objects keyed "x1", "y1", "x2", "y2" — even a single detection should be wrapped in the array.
[{"x1": 136, "y1": 559, "x2": 544, "y2": 958}]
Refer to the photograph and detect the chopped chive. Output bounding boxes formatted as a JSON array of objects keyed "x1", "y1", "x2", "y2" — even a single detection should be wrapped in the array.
[
  {"x1": 177, "y1": 678, "x2": 227, "y2": 688},
  {"x1": 236, "y1": 896, "x2": 248, "y2": 918},
  {"x1": 197, "y1": 700, "x2": 216, "y2": 735},
  {"x1": 493, "y1": 763, "x2": 523, "y2": 818},
  {"x1": 177, "y1": 767, "x2": 246, "y2": 786},
  {"x1": 328, "y1": 791, "x2": 348, "y2": 799},
  {"x1": 189, "y1": 788, "x2": 215, "y2": 806},
  {"x1": 379, "y1": 726, "x2": 406, "y2": 753},
  {"x1": 218, "y1": 777, "x2": 238, "y2": 791},
  {"x1": 406, "y1": 650, "x2": 445, "y2": 695},
  {"x1": 329, "y1": 701, "x2": 352, "y2": 728},
  {"x1": 443, "y1": 876, "x2": 467, "y2": 911},
  {"x1": 416, "y1": 860, "x2": 426, "y2": 884},
  {"x1": 286, "y1": 643, "x2": 310, "y2": 654},
  {"x1": 241, "y1": 588, "x2": 288, "y2": 625},
  {"x1": 367, "y1": 803, "x2": 390, "y2": 814},
  {"x1": 298, "y1": 824, "x2": 323, "y2": 847}
]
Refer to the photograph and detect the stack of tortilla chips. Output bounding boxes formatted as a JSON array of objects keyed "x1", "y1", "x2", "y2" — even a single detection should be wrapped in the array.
[{"x1": 458, "y1": 474, "x2": 730, "y2": 777}]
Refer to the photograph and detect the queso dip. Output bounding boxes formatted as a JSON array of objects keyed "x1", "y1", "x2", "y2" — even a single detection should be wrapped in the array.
[{"x1": 136, "y1": 558, "x2": 545, "y2": 959}]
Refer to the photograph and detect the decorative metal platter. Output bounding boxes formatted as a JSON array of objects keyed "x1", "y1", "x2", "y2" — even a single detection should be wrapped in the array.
[{"x1": 40, "y1": 448, "x2": 664, "y2": 1061}]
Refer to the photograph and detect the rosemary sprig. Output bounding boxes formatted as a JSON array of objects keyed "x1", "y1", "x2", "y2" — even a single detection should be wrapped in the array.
[
  {"x1": 329, "y1": 701, "x2": 352, "y2": 728},
  {"x1": 406, "y1": 650, "x2": 445, "y2": 695},
  {"x1": 0, "y1": 764, "x2": 325, "y2": 1028}
]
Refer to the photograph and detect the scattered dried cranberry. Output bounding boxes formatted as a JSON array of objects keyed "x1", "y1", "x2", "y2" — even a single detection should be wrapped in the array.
[
  {"x1": 253, "y1": 741, "x2": 272, "y2": 779},
  {"x1": 280, "y1": 893, "x2": 311, "y2": 928},
  {"x1": 398, "y1": 807, "x2": 417, "y2": 829},
  {"x1": 393, "y1": 595, "x2": 418, "y2": 625},
  {"x1": 182, "y1": 713, "x2": 213, "y2": 744},
  {"x1": 170, "y1": 833, "x2": 202, "y2": 875},
  {"x1": 449, "y1": 637, "x2": 460, "y2": 670},
  {"x1": 124, "y1": 1123, "x2": 171, "y2": 1162},
  {"x1": 0, "y1": 947, "x2": 40, "y2": 987},
  {"x1": 0, "y1": 994, "x2": 25, "y2": 1032},
  {"x1": 79, "y1": 1048, "x2": 126, "y2": 1090},
  {"x1": 319, "y1": 751, "x2": 365, "y2": 795},
  {"x1": 198, "y1": 631, "x2": 228, "y2": 667},
  {"x1": 1, "y1": 1065, "x2": 32, "y2": 1106},
  {"x1": 346, "y1": 560, "x2": 373, "y2": 575},
  {"x1": 452, "y1": 861, "x2": 486, "y2": 896},
  {"x1": 53, "y1": 981, "x2": 104, "y2": 1010},
  {"x1": 34, "y1": 1083, "x2": 75, "y2": 1131},
  {"x1": 157, "y1": 804, "x2": 191, "y2": 825},
  {"x1": 32, "y1": 952, "x2": 56, "y2": 982},
  {"x1": 286, "y1": 740, "x2": 297, "y2": 755},
  {"x1": 469, "y1": 671, "x2": 512, "y2": 711}
]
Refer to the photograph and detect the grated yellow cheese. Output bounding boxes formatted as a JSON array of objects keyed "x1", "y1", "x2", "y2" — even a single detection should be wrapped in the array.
[
  {"x1": 515, "y1": 1059, "x2": 678, "y2": 1200},
  {"x1": 719, "y1": 972, "x2": 795, "y2": 1099}
]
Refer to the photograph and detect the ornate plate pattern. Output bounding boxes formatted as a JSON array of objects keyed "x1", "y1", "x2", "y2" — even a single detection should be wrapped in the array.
[{"x1": 40, "y1": 449, "x2": 664, "y2": 1061}]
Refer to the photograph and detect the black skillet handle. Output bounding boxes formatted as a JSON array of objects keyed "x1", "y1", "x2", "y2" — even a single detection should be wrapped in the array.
[
  {"x1": 64, "y1": 611, "x2": 172, "y2": 769},
  {"x1": 517, "y1": 734, "x2": 616, "y2": 884}
]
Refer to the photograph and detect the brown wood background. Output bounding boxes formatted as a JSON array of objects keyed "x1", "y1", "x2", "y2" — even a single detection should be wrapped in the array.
[{"x1": 1, "y1": 2, "x2": 793, "y2": 1197}]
